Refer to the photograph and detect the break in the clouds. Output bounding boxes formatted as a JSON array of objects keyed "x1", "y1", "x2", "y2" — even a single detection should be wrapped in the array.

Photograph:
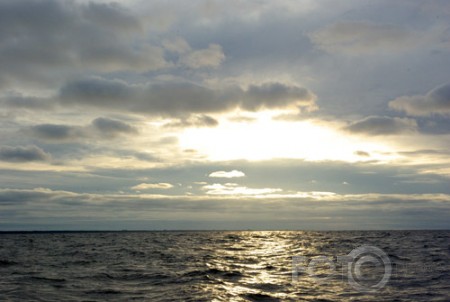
[
  {"x1": 389, "y1": 83, "x2": 450, "y2": 116},
  {"x1": 1, "y1": 0, "x2": 450, "y2": 230}
]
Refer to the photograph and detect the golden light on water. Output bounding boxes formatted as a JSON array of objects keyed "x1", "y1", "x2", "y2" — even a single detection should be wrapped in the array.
[{"x1": 201, "y1": 231, "x2": 344, "y2": 301}]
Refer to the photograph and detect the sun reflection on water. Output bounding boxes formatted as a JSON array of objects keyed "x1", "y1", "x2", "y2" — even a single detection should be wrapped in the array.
[{"x1": 200, "y1": 231, "x2": 305, "y2": 301}]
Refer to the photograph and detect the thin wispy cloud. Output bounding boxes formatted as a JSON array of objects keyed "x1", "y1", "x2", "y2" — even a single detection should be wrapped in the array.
[
  {"x1": 209, "y1": 170, "x2": 246, "y2": 178},
  {"x1": 131, "y1": 183, "x2": 174, "y2": 191}
]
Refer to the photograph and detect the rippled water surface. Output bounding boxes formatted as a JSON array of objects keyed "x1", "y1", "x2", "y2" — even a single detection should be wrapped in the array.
[{"x1": 0, "y1": 231, "x2": 449, "y2": 301}]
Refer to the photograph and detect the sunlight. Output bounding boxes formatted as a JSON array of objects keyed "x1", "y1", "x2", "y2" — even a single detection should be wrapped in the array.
[{"x1": 179, "y1": 113, "x2": 395, "y2": 162}]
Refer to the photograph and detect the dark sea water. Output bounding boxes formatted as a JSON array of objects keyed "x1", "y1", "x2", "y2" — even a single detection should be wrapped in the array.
[{"x1": 0, "y1": 231, "x2": 449, "y2": 301}]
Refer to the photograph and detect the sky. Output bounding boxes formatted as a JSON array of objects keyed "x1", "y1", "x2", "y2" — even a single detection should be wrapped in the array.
[{"x1": 1, "y1": 0, "x2": 450, "y2": 230}]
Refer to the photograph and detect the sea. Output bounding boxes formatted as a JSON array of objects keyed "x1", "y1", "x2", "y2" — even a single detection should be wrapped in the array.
[{"x1": 0, "y1": 230, "x2": 449, "y2": 301}]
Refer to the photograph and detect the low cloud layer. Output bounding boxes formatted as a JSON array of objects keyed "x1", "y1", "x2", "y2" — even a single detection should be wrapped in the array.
[
  {"x1": 389, "y1": 83, "x2": 450, "y2": 116},
  {"x1": 0, "y1": 187, "x2": 449, "y2": 230}
]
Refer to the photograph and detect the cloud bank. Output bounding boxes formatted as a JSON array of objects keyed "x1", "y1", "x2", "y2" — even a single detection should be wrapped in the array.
[{"x1": 1, "y1": 187, "x2": 448, "y2": 230}]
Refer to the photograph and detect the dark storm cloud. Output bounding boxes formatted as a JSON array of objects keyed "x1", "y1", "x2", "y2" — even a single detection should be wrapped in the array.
[
  {"x1": 0, "y1": 145, "x2": 50, "y2": 162},
  {"x1": 343, "y1": 116, "x2": 417, "y2": 135},
  {"x1": 389, "y1": 82, "x2": 450, "y2": 116},
  {"x1": 0, "y1": 0, "x2": 166, "y2": 88},
  {"x1": 59, "y1": 77, "x2": 316, "y2": 116}
]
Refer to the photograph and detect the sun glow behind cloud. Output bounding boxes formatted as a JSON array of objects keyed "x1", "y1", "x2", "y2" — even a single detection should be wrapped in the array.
[{"x1": 179, "y1": 113, "x2": 395, "y2": 162}]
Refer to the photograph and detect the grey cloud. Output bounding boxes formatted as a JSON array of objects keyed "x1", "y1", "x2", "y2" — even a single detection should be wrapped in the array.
[
  {"x1": 195, "y1": 115, "x2": 219, "y2": 127},
  {"x1": 0, "y1": 0, "x2": 167, "y2": 88},
  {"x1": 389, "y1": 83, "x2": 450, "y2": 116},
  {"x1": 398, "y1": 149, "x2": 449, "y2": 156},
  {"x1": 132, "y1": 152, "x2": 159, "y2": 162},
  {"x1": 28, "y1": 118, "x2": 137, "y2": 141},
  {"x1": 310, "y1": 21, "x2": 434, "y2": 55},
  {"x1": 29, "y1": 124, "x2": 81, "y2": 140},
  {"x1": 0, "y1": 188, "x2": 54, "y2": 205},
  {"x1": 92, "y1": 117, "x2": 138, "y2": 136},
  {"x1": 344, "y1": 116, "x2": 417, "y2": 135},
  {"x1": 180, "y1": 44, "x2": 225, "y2": 68},
  {"x1": 59, "y1": 77, "x2": 316, "y2": 116},
  {"x1": 59, "y1": 77, "x2": 133, "y2": 106},
  {"x1": 3, "y1": 95, "x2": 54, "y2": 110},
  {"x1": 0, "y1": 145, "x2": 50, "y2": 162},
  {"x1": 242, "y1": 83, "x2": 316, "y2": 111},
  {"x1": 163, "y1": 37, "x2": 192, "y2": 54}
]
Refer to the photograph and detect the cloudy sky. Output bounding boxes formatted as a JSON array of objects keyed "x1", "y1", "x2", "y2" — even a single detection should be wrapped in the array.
[{"x1": 1, "y1": 0, "x2": 450, "y2": 230}]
